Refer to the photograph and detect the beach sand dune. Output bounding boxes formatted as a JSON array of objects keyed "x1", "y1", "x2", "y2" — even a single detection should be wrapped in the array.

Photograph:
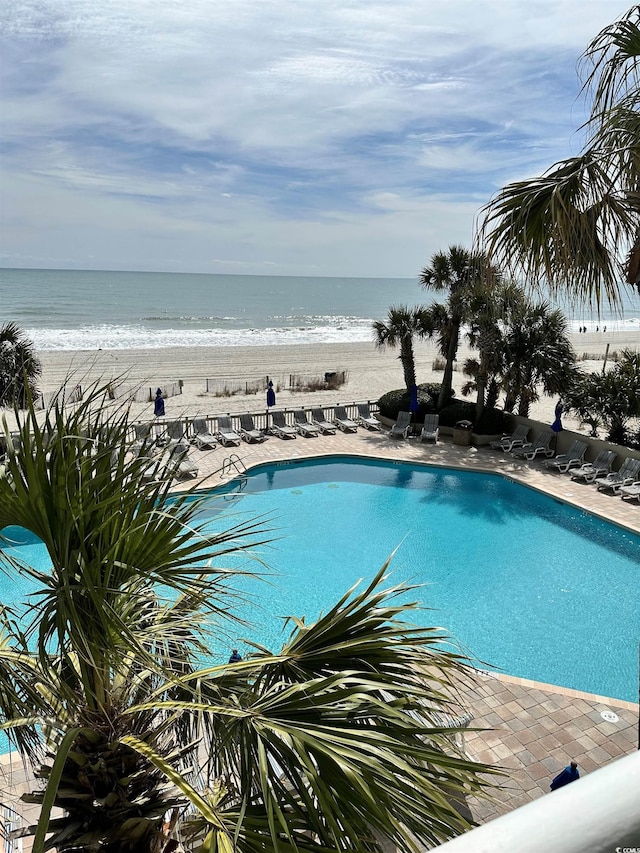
[{"x1": 27, "y1": 329, "x2": 640, "y2": 432}]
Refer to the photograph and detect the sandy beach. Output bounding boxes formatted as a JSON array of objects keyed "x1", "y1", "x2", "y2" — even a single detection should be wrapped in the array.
[{"x1": 32, "y1": 329, "x2": 639, "y2": 434}]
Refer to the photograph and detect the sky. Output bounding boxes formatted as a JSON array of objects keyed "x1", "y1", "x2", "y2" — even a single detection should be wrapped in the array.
[{"x1": 0, "y1": 1, "x2": 632, "y2": 278}]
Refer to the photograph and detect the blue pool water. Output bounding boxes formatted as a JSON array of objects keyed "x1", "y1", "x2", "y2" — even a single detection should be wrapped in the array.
[{"x1": 2, "y1": 457, "x2": 639, "y2": 707}]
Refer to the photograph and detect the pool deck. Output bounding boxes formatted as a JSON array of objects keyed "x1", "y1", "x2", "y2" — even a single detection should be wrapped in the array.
[
  {"x1": 178, "y1": 426, "x2": 639, "y2": 824},
  {"x1": 1, "y1": 427, "x2": 638, "y2": 838}
]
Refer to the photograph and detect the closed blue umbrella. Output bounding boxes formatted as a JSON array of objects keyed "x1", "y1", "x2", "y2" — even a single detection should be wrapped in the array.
[
  {"x1": 267, "y1": 380, "x2": 276, "y2": 408},
  {"x1": 409, "y1": 384, "x2": 419, "y2": 436},
  {"x1": 409, "y1": 384, "x2": 418, "y2": 413},
  {"x1": 551, "y1": 400, "x2": 563, "y2": 433}
]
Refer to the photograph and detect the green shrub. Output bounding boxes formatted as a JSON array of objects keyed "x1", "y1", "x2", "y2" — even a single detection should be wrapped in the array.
[
  {"x1": 438, "y1": 403, "x2": 514, "y2": 434},
  {"x1": 475, "y1": 408, "x2": 513, "y2": 436},
  {"x1": 377, "y1": 384, "x2": 454, "y2": 420},
  {"x1": 438, "y1": 401, "x2": 476, "y2": 428}
]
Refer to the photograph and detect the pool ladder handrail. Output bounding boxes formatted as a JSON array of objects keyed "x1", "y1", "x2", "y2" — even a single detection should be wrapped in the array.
[{"x1": 220, "y1": 453, "x2": 247, "y2": 478}]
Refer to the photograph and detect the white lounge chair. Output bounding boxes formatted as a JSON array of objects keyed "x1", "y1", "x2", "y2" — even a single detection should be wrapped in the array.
[
  {"x1": 293, "y1": 410, "x2": 319, "y2": 437},
  {"x1": 419, "y1": 413, "x2": 439, "y2": 443},
  {"x1": 165, "y1": 441, "x2": 199, "y2": 480},
  {"x1": 333, "y1": 406, "x2": 358, "y2": 433},
  {"x1": 190, "y1": 418, "x2": 217, "y2": 450},
  {"x1": 511, "y1": 429, "x2": 555, "y2": 460},
  {"x1": 619, "y1": 481, "x2": 640, "y2": 502},
  {"x1": 356, "y1": 403, "x2": 381, "y2": 431},
  {"x1": 131, "y1": 421, "x2": 155, "y2": 455},
  {"x1": 595, "y1": 457, "x2": 640, "y2": 493},
  {"x1": 489, "y1": 424, "x2": 530, "y2": 452},
  {"x1": 136, "y1": 455, "x2": 164, "y2": 484},
  {"x1": 269, "y1": 410, "x2": 297, "y2": 439},
  {"x1": 215, "y1": 416, "x2": 241, "y2": 447},
  {"x1": 544, "y1": 440, "x2": 588, "y2": 473},
  {"x1": 239, "y1": 413, "x2": 266, "y2": 443},
  {"x1": 390, "y1": 411, "x2": 412, "y2": 439},
  {"x1": 570, "y1": 449, "x2": 617, "y2": 483},
  {"x1": 311, "y1": 408, "x2": 337, "y2": 435},
  {"x1": 163, "y1": 419, "x2": 187, "y2": 447}
]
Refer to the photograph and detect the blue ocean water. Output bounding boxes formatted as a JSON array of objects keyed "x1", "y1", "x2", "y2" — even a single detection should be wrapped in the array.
[
  {"x1": 1, "y1": 267, "x2": 639, "y2": 350},
  {"x1": 2, "y1": 458, "x2": 639, "y2": 703}
]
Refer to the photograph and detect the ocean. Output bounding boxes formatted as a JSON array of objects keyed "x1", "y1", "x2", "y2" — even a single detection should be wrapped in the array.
[{"x1": 1, "y1": 267, "x2": 639, "y2": 351}]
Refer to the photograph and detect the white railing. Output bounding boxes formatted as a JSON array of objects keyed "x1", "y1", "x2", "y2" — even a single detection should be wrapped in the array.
[{"x1": 435, "y1": 750, "x2": 640, "y2": 852}]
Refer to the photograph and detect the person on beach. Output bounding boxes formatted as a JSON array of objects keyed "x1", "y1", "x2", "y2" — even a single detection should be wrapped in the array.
[
  {"x1": 550, "y1": 760, "x2": 579, "y2": 790},
  {"x1": 154, "y1": 388, "x2": 165, "y2": 417}
]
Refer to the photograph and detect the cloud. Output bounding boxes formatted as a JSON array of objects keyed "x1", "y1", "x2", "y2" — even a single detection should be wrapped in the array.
[{"x1": 0, "y1": 0, "x2": 630, "y2": 274}]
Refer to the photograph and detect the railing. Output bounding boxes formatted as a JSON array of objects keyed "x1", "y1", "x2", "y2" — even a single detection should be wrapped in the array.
[
  {"x1": 220, "y1": 454, "x2": 247, "y2": 478},
  {"x1": 434, "y1": 750, "x2": 640, "y2": 853}
]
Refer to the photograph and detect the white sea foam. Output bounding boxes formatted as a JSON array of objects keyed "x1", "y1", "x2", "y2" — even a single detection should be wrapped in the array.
[{"x1": 27, "y1": 322, "x2": 378, "y2": 351}]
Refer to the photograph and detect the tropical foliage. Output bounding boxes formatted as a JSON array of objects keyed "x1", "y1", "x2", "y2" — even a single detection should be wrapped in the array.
[
  {"x1": 453, "y1": 279, "x2": 577, "y2": 419},
  {"x1": 372, "y1": 305, "x2": 432, "y2": 391},
  {"x1": 0, "y1": 322, "x2": 42, "y2": 409},
  {"x1": 480, "y1": 6, "x2": 640, "y2": 307},
  {"x1": 0, "y1": 387, "x2": 495, "y2": 852},
  {"x1": 420, "y1": 247, "x2": 499, "y2": 410},
  {"x1": 563, "y1": 348, "x2": 640, "y2": 445}
]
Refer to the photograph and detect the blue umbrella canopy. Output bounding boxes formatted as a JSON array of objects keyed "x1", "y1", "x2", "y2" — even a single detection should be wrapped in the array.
[{"x1": 266, "y1": 380, "x2": 276, "y2": 408}]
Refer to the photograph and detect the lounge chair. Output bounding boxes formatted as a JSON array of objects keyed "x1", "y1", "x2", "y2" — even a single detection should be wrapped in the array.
[
  {"x1": 390, "y1": 411, "x2": 411, "y2": 439},
  {"x1": 165, "y1": 441, "x2": 199, "y2": 480},
  {"x1": 570, "y1": 450, "x2": 617, "y2": 483},
  {"x1": 293, "y1": 410, "x2": 320, "y2": 437},
  {"x1": 333, "y1": 406, "x2": 358, "y2": 433},
  {"x1": 190, "y1": 418, "x2": 217, "y2": 450},
  {"x1": 356, "y1": 403, "x2": 381, "y2": 431},
  {"x1": 420, "y1": 413, "x2": 440, "y2": 443},
  {"x1": 163, "y1": 419, "x2": 187, "y2": 447},
  {"x1": 215, "y1": 416, "x2": 241, "y2": 447},
  {"x1": 239, "y1": 413, "x2": 266, "y2": 443},
  {"x1": 489, "y1": 424, "x2": 530, "y2": 452},
  {"x1": 595, "y1": 457, "x2": 640, "y2": 493},
  {"x1": 131, "y1": 421, "x2": 155, "y2": 454},
  {"x1": 269, "y1": 410, "x2": 297, "y2": 439},
  {"x1": 544, "y1": 440, "x2": 588, "y2": 473},
  {"x1": 619, "y1": 481, "x2": 640, "y2": 502},
  {"x1": 511, "y1": 429, "x2": 555, "y2": 460},
  {"x1": 311, "y1": 408, "x2": 337, "y2": 435},
  {"x1": 137, "y1": 455, "x2": 163, "y2": 483}
]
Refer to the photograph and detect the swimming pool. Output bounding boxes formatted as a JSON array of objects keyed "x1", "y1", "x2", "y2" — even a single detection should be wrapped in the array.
[{"x1": 2, "y1": 456, "x2": 639, "y2": 703}]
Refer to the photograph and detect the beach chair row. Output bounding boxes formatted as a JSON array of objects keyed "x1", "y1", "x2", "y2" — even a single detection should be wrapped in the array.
[
  {"x1": 130, "y1": 404, "x2": 384, "y2": 450},
  {"x1": 490, "y1": 425, "x2": 640, "y2": 502}
]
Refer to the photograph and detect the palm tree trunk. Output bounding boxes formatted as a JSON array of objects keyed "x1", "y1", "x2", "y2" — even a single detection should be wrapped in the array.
[
  {"x1": 438, "y1": 322, "x2": 459, "y2": 409},
  {"x1": 475, "y1": 375, "x2": 486, "y2": 421},
  {"x1": 400, "y1": 336, "x2": 416, "y2": 391}
]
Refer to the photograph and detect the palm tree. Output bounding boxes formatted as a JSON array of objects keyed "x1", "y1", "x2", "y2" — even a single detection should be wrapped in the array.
[
  {"x1": 461, "y1": 282, "x2": 522, "y2": 420},
  {"x1": 564, "y1": 348, "x2": 640, "y2": 444},
  {"x1": 0, "y1": 321, "x2": 42, "y2": 408},
  {"x1": 480, "y1": 7, "x2": 640, "y2": 307},
  {"x1": 498, "y1": 298, "x2": 577, "y2": 418},
  {"x1": 420, "y1": 246, "x2": 499, "y2": 410},
  {"x1": 0, "y1": 386, "x2": 495, "y2": 852},
  {"x1": 372, "y1": 304, "x2": 433, "y2": 391}
]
